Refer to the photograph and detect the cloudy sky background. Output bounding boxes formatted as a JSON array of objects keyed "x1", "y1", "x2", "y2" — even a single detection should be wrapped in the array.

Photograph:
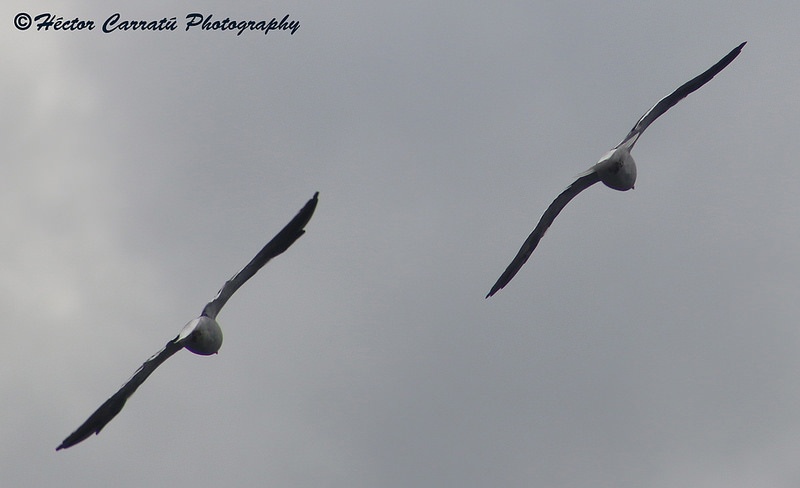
[{"x1": 3, "y1": 1, "x2": 798, "y2": 487}]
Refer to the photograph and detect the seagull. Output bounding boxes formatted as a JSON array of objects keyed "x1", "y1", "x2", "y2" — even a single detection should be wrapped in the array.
[
  {"x1": 486, "y1": 42, "x2": 745, "y2": 298},
  {"x1": 57, "y1": 192, "x2": 319, "y2": 450}
]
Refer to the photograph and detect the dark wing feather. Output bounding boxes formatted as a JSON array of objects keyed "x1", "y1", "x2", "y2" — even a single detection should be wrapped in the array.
[
  {"x1": 617, "y1": 42, "x2": 745, "y2": 150},
  {"x1": 56, "y1": 338, "x2": 184, "y2": 450},
  {"x1": 486, "y1": 172, "x2": 601, "y2": 298},
  {"x1": 201, "y1": 192, "x2": 319, "y2": 320}
]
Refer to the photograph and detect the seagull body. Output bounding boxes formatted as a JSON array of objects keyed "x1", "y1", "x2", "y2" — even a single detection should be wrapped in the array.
[
  {"x1": 57, "y1": 192, "x2": 319, "y2": 450},
  {"x1": 486, "y1": 42, "x2": 745, "y2": 298}
]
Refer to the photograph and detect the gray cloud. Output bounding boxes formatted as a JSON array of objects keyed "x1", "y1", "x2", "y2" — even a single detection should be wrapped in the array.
[{"x1": 3, "y1": 1, "x2": 799, "y2": 487}]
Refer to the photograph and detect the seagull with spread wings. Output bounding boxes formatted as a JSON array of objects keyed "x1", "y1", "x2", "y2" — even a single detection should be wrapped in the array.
[
  {"x1": 57, "y1": 192, "x2": 319, "y2": 450},
  {"x1": 486, "y1": 42, "x2": 745, "y2": 298}
]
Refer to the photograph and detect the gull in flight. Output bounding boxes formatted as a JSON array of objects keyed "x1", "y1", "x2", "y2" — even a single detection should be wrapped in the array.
[
  {"x1": 57, "y1": 192, "x2": 319, "y2": 450},
  {"x1": 486, "y1": 42, "x2": 745, "y2": 298}
]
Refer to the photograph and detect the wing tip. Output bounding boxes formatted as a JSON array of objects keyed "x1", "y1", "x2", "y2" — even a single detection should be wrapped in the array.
[
  {"x1": 729, "y1": 41, "x2": 746, "y2": 58},
  {"x1": 727, "y1": 41, "x2": 747, "y2": 61},
  {"x1": 55, "y1": 438, "x2": 78, "y2": 451},
  {"x1": 304, "y1": 192, "x2": 320, "y2": 219},
  {"x1": 55, "y1": 429, "x2": 93, "y2": 451},
  {"x1": 486, "y1": 277, "x2": 507, "y2": 298},
  {"x1": 56, "y1": 433, "x2": 79, "y2": 451}
]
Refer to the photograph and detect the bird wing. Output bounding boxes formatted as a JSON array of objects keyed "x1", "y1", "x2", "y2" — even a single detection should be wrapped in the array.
[
  {"x1": 616, "y1": 42, "x2": 745, "y2": 150},
  {"x1": 486, "y1": 172, "x2": 601, "y2": 297},
  {"x1": 57, "y1": 338, "x2": 185, "y2": 450},
  {"x1": 201, "y1": 192, "x2": 319, "y2": 320}
]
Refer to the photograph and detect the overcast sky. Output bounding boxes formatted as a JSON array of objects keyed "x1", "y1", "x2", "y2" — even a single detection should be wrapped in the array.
[{"x1": 3, "y1": 1, "x2": 798, "y2": 487}]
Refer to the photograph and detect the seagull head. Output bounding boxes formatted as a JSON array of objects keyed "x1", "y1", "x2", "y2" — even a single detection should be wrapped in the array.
[
  {"x1": 178, "y1": 316, "x2": 224, "y2": 355},
  {"x1": 593, "y1": 147, "x2": 636, "y2": 191}
]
